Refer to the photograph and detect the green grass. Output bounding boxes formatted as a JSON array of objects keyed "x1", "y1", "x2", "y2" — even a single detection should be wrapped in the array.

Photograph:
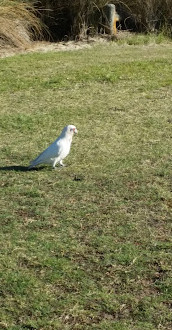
[
  {"x1": 0, "y1": 41, "x2": 172, "y2": 329},
  {"x1": 116, "y1": 32, "x2": 172, "y2": 45}
]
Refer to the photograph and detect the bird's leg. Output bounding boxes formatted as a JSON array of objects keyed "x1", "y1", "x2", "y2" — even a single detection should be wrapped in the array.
[
  {"x1": 52, "y1": 159, "x2": 58, "y2": 169},
  {"x1": 60, "y1": 160, "x2": 65, "y2": 167}
]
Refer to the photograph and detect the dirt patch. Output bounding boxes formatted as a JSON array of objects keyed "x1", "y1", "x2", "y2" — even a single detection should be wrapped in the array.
[
  {"x1": 0, "y1": 33, "x2": 127, "y2": 58},
  {"x1": 0, "y1": 39, "x2": 94, "y2": 58},
  {"x1": 0, "y1": 31, "x2": 160, "y2": 58}
]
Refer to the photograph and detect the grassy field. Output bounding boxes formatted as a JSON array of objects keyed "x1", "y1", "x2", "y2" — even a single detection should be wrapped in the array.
[{"x1": 0, "y1": 39, "x2": 172, "y2": 329}]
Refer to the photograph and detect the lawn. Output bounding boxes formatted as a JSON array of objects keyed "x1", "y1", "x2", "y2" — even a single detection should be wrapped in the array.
[{"x1": 0, "y1": 39, "x2": 172, "y2": 329}]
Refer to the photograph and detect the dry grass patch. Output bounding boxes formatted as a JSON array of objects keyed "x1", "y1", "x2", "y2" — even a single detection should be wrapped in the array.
[{"x1": 0, "y1": 0, "x2": 42, "y2": 48}]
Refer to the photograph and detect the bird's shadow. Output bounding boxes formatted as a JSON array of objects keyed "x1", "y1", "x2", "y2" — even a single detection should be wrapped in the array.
[{"x1": 0, "y1": 165, "x2": 45, "y2": 172}]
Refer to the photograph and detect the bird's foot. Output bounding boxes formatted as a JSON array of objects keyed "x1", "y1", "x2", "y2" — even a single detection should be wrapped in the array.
[{"x1": 60, "y1": 160, "x2": 66, "y2": 167}]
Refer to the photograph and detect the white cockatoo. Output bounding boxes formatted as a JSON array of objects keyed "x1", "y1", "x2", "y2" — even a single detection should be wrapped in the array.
[{"x1": 28, "y1": 125, "x2": 78, "y2": 169}]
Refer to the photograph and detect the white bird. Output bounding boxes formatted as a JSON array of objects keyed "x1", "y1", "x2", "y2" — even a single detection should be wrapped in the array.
[{"x1": 28, "y1": 125, "x2": 78, "y2": 169}]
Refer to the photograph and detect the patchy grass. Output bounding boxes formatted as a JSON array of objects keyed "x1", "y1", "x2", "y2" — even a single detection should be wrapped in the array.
[{"x1": 0, "y1": 41, "x2": 172, "y2": 329}]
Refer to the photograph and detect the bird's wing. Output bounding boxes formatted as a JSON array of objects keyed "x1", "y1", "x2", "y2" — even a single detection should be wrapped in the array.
[{"x1": 30, "y1": 139, "x2": 62, "y2": 166}]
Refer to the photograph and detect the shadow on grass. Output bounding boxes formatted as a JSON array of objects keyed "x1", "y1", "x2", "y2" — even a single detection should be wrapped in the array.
[{"x1": 0, "y1": 166, "x2": 45, "y2": 172}]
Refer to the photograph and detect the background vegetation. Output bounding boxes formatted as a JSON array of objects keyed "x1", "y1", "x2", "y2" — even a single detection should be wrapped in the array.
[
  {"x1": 0, "y1": 0, "x2": 172, "y2": 47},
  {"x1": 0, "y1": 40, "x2": 172, "y2": 329},
  {"x1": 36, "y1": 0, "x2": 172, "y2": 38}
]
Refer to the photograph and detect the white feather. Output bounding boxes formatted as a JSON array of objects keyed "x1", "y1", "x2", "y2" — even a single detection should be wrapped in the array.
[{"x1": 28, "y1": 125, "x2": 77, "y2": 169}]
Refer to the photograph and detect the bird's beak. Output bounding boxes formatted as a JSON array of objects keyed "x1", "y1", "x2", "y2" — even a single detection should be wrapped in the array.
[{"x1": 74, "y1": 128, "x2": 78, "y2": 134}]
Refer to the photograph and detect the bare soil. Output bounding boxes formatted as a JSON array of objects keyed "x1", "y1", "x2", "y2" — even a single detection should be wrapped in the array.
[
  {"x1": 0, "y1": 32, "x2": 130, "y2": 58},
  {"x1": 0, "y1": 39, "x2": 94, "y2": 58}
]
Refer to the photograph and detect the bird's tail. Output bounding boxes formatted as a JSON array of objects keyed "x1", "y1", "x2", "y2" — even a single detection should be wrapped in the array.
[
  {"x1": 28, "y1": 161, "x2": 35, "y2": 169},
  {"x1": 28, "y1": 153, "x2": 43, "y2": 169}
]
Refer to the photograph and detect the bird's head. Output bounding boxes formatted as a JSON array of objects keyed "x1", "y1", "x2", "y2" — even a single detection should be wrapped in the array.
[
  {"x1": 61, "y1": 125, "x2": 78, "y2": 138},
  {"x1": 66, "y1": 125, "x2": 78, "y2": 135}
]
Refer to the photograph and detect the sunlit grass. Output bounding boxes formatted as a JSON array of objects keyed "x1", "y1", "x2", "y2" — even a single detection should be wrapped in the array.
[{"x1": 0, "y1": 42, "x2": 172, "y2": 329}]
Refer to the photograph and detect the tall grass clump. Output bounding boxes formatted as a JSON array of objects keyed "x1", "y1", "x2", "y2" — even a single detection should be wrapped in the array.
[{"x1": 0, "y1": 0, "x2": 42, "y2": 48}]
